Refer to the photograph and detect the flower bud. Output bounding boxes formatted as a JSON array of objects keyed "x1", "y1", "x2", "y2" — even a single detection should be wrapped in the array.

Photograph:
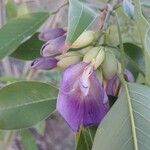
[
  {"x1": 117, "y1": 61, "x2": 122, "y2": 74},
  {"x1": 94, "y1": 48, "x2": 105, "y2": 69},
  {"x1": 101, "y1": 52, "x2": 118, "y2": 80},
  {"x1": 31, "y1": 57, "x2": 58, "y2": 70},
  {"x1": 83, "y1": 47, "x2": 105, "y2": 69},
  {"x1": 71, "y1": 31, "x2": 96, "y2": 49},
  {"x1": 83, "y1": 47, "x2": 100, "y2": 63},
  {"x1": 39, "y1": 28, "x2": 66, "y2": 42},
  {"x1": 41, "y1": 35, "x2": 67, "y2": 57},
  {"x1": 56, "y1": 51, "x2": 81, "y2": 60},
  {"x1": 57, "y1": 55, "x2": 82, "y2": 68}
]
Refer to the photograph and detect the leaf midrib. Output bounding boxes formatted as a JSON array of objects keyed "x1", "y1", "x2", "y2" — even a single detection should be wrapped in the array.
[
  {"x1": 0, "y1": 97, "x2": 56, "y2": 111},
  {"x1": 125, "y1": 83, "x2": 139, "y2": 150}
]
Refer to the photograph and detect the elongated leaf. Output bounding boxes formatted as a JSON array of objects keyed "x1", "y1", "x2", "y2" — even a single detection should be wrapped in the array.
[
  {"x1": 92, "y1": 83, "x2": 150, "y2": 150},
  {"x1": 133, "y1": 0, "x2": 150, "y2": 84},
  {"x1": 145, "y1": 29, "x2": 150, "y2": 84},
  {"x1": 11, "y1": 33, "x2": 42, "y2": 60},
  {"x1": 0, "y1": 81, "x2": 58, "y2": 130},
  {"x1": 66, "y1": 0, "x2": 98, "y2": 44},
  {"x1": 20, "y1": 129, "x2": 37, "y2": 150},
  {"x1": 0, "y1": 12, "x2": 49, "y2": 59},
  {"x1": 124, "y1": 43, "x2": 145, "y2": 77}
]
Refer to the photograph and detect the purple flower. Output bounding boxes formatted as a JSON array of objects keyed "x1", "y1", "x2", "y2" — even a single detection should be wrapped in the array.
[
  {"x1": 39, "y1": 28, "x2": 66, "y2": 42},
  {"x1": 40, "y1": 35, "x2": 69, "y2": 57},
  {"x1": 124, "y1": 69, "x2": 134, "y2": 82},
  {"x1": 105, "y1": 69, "x2": 134, "y2": 96},
  {"x1": 31, "y1": 57, "x2": 58, "y2": 70},
  {"x1": 105, "y1": 75, "x2": 120, "y2": 96},
  {"x1": 57, "y1": 62, "x2": 109, "y2": 132}
]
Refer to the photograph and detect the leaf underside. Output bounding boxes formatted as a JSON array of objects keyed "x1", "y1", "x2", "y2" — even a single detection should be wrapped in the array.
[
  {"x1": 92, "y1": 83, "x2": 150, "y2": 150},
  {"x1": 66, "y1": 0, "x2": 98, "y2": 44}
]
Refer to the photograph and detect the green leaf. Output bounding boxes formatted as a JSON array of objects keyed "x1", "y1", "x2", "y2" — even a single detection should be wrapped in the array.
[
  {"x1": 145, "y1": 29, "x2": 150, "y2": 85},
  {"x1": 11, "y1": 33, "x2": 43, "y2": 60},
  {"x1": 77, "y1": 126, "x2": 97, "y2": 150},
  {"x1": 0, "y1": 81, "x2": 58, "y2": 130},
  {"x1": 92, "y1": 83, "x2": 150, "y2": 150},
  {"x1": 141, "y1": 0, "x2": 150, "y2": 24},
  {"x1": 124, "y1": 43, "x2": 145, "y2": 77},
  {"x1": 20, "y1": 129, "x2": 37, "y2": 150},
  {"x1": 133, "y1": 0, "x2": 150, "y2": 84},
  {"x1": 66, "y1": 0, "x2": 98, "y2": 44},
  {"x1": 0, "y1": 12, "x2": 49, "y2": 59}
]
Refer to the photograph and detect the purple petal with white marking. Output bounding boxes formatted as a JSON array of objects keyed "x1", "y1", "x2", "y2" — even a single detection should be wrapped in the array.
[
  {"x1": 31, "y1": 57, "x2": 58, "y2": 70},
  {"x1": 39, "y1": 28, "x2": 66, "y2": 42},
  {"x1": 82, "y1": 72, "x2": 109, "y2": 127},
  {"x1": 57, "y1": 62, "x2": 109, "y2": 132},
  {"x1": 57, "y1": 62, "x2": 88, "y2": 131}
]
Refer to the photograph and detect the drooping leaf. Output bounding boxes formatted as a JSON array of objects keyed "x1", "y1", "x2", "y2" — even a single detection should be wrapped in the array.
[
  {"x1": 145, "y1": 29, "x2": 150, "y2": 85},
  {"x1": 124, "y1": 43, "x2": 145, "y2": 77},
  {"x1": 11, "y1": 33, "x2": 43, "y2": 60},
  {"x1": 133, "y1": 0, "x2": 150, "y2": 84},
  {"x1": 141, "y1": 0, "x2": 150, "y2": 24},
  {"x1": 66, "y1": 0, "x2": 98, "y2": 44},
  {"x1": 0, "y1": 81, "x2": 58, "y2": 130},
  {"x1": 20, "y1": 129, "x2": 37, "y2": 150},
  {"x1": 92, "y1": 83, "x2": 150, "y2": 150},
  {"x1": 0, "y1": 12, "x2": 49, "y2": 59}
]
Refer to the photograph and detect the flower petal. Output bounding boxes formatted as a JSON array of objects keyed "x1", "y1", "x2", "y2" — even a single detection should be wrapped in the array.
[
  {"x1": 60, "y1": 62, "x2": 88, "y2": 93},
  {"x1": 31, "y1": 57, "x2": 58, "y2": 70},
  {"x1": 124, "y1": 69, "x2": 134, "y2": 82},
  {"x1": 57, "y1": 90, "x2": 84, "y2": 132},
  {"x1": 105, "y1": 75, "x2": 120, "y2": 96},
  {"x1": 39, "y1": 28, "x2": 66, "y2": 42},
  {"x1": 57, "y1": 62, "x2": 88, "y2": 131},
  {"x1": 82, "y1": 72, "x2": 109, "y2": 127}
]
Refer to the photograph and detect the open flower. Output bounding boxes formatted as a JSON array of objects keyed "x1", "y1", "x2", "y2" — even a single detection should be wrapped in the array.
[
  {"x1": 57, "y1": 62, "x2": 109, "y2": 132},
  {"x1": 31, "y1": 57, "x2": 58, "y2": 70}
]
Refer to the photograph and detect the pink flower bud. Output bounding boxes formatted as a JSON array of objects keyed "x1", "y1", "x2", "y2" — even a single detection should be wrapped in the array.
[
  {"x1": 39, "y1": 28, "x2": 66, "y2": 42},
  {"x1": 31, "y1": 57, "x2": 58, "y2": 70},
  {"x1": 41, "y1": 35, "x2": 68, "y2": 57}
]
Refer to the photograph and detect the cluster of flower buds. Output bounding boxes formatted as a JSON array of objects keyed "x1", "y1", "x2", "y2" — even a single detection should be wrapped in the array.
[{"x1": 31, "y1": 28, "x2": 134, "y2": 132}]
